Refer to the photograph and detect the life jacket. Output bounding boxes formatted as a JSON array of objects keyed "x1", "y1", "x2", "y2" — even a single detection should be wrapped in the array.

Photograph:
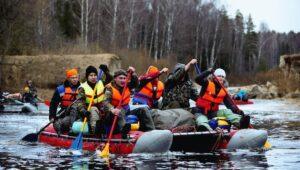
[
  {"x1": 208, "y1": 117, "x2": 231, "y2": 131},
  {"x1": 57, "y1": 85, "x2": 78, "y2": 108},
  {"x1": 106, "y1": 83, "x2": 131, "y2": 110},
  {"x1": 196, "y1": 80, "x2": 226, "y2": 114},
  {"x1": 79, "y1": 81, "x2": 105, "y2": 107},
  {"x1": 133, "y1": 81, "x2": 164, "y2": 108}
]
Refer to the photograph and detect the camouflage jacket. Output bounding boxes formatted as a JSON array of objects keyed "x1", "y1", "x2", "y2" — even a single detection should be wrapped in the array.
[{"x1": 162, "y1": 67, "x2": 198, "y2": 109}]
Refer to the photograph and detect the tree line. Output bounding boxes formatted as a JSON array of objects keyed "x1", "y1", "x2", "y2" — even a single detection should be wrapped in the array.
[{"x1": 1, "y1": 0, "x2": 300, "y2": 75}]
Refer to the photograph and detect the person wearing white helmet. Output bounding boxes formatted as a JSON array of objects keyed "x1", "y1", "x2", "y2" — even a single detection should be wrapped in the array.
[{"x1": 194, "y1": 68, "x2": 250, "y2": 131}]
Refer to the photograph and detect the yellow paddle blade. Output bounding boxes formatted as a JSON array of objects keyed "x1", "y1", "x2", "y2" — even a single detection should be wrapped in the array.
[
  {"x1": 100, "y1": 143, "x2": 110, "y2": 158},
  {"x1": 264, "y1": 141, "x2": 271, "y2": 149}
]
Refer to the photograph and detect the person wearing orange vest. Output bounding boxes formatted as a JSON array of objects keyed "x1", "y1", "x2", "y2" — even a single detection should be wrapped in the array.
[
  {"x1": 50, "y1": 69, "x2": 80, "y2": 134},
  {"x1": 73, "y1": 65, "x2": 113, "y2": 135},
  {"x1": 132, "y1": 66, "x2": 168, "y2": 109},
  {"x1": 194, "y1": 68, "x2": 250, "y2": 131},
  {"x1": 103, "y1": 67, "x2": 155, "y2": 138}
]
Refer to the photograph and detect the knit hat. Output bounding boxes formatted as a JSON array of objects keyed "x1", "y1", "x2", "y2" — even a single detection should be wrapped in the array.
[
  {"x1": 85, "y1": 65, "x2": 98, "y2": 78},
  {"x1": 214, "y1": 68, "x2": 226, "y2": 78},
  {"x1": 114, "y1": 69, "x2": 127, "y2": 78},
  {"x1": 146, "y1": 66, "x2": 159, "y2": 74},
  {"x1": 66, "y1": 69, "x2": 78, "y2": 78}
]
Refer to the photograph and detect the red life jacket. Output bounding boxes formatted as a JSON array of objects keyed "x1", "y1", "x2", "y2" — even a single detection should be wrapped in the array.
[
  {"x1": 196, "y1": 80, "x2": 226, "y2": 114},
  {"x1": 133, "y1": 81, "x2": 164, "y2": 108},
  {"x1": 106, "y1": 83, "x2": 131, "y2": 109}
]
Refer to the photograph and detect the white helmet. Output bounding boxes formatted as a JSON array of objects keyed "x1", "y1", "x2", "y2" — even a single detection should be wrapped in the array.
[{"x1": 214, "y1": 68, "x2": 226, "y2": 78}]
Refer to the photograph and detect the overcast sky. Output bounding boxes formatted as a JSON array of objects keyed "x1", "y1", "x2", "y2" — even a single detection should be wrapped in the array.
[{"x1": 219, "y1": 0, "x2": 300, "y2": 33}]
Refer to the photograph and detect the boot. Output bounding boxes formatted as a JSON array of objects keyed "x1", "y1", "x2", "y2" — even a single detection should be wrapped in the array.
[
  {"x1": 53, "y1": 120, "x2": 62, "y2": 136},
  {"x1": 239, "y1": 115, "x2": 250, "y2": 129},
  {"x1": 121, "y1": 123, "x2": 131, "y2": 139}
]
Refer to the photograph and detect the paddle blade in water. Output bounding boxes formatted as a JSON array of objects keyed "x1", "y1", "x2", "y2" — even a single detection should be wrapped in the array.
[
  {"x1": 44, "y1": 101, "x2": 50, "y2": 106},
  {"x1": 100, "y1": 144, "x2": 110, "y2": 158},
  {"x1": 21, "y1": 133, "x2": 38, "y2": 142},
  {"x1": 70, "y1": 133, "x2": 83, "y2": 150}
]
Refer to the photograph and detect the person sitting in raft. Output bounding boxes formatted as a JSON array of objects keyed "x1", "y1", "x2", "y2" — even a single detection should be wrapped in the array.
[
  {"x1": 21, "y1": 80, "x2": 39, "y2": 106},
  {"x1": 50, "y1": 68, "x2": 81, "y2": 134},
  {"x1": 71, "y1": 65, "x2": 113, "y2": 135},
  {"x1": 103, "y1": 67, "x2": 155, "y2": 138},
  {"x1": 132, "y1": 66, "x2": 168, "y2": 109},
  {"x1": 22, "y1": 87, "x2": 38, "y2": 107},
  {"x1": 232, "y1": 88, "x2": 249, "y2": 102},
  {"x1": 161, "y1": 58, "x2": 198, "y2": 110},
  {"x1": 194, "y1": 68, "x2": 250, "y2": 131}
]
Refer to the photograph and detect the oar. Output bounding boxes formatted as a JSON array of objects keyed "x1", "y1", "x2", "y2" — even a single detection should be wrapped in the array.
[
  {"x1": 70, "y1": 69, "x2": 103, "y2": 152},
  {"x1": 21, "y1": 119, "x2": 54, "y2": 142},
  {"x1": 44, "y1": 100, "x2": 51, "y2": 107},
  {"x1": 210, "y1": 71, "x2": 271, "y2": 149},
  {"x1": 100, "y1": 70, "x2": 132, "y2": 158},
  {"x1": 21, "y1": 108, "x2": 66, "y2": 142}
]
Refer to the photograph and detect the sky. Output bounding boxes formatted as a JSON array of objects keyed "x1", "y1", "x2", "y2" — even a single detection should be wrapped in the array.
[{"x1": 219, "y1": 0, "x2": 300, "y2": 33}]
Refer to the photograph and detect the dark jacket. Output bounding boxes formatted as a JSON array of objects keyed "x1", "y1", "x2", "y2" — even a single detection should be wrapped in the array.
[{"x1": 49, "y1": 80, "x2": 81, "y2": 120}]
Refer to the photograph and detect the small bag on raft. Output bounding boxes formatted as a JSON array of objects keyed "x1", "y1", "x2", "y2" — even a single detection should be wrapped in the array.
[{"x1": 71, "y1": 121, "x2": 89, "y2": 134}]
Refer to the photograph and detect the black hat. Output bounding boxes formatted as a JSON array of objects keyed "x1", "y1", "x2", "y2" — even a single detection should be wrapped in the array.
[
  {"x1": 113, "y1": 69, "x2": 127, "y2": 78},
  {"x1": 85, "y1": 65, "x2": 98, "y2": 78}
]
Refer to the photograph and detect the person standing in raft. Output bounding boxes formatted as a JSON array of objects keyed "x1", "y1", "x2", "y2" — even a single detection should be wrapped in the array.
[
  {"x1": 132, "y1": 66, "x2": 169, "y2": 109},
  {"x1": 71, "y1": 65, "x2": 113, "y2": 135},
  {"x1": 50, "y1": 68, "x2": 81, "y2": 134},
  {"x1": 194, "y1": 68, "x2": 250, "y2": 131},
  {"x1": 161, "y1": 59, "x2": 198, "y2": 110},
  {"x1": 103, "y1": 67, "x2": 155, "y2": 138}
]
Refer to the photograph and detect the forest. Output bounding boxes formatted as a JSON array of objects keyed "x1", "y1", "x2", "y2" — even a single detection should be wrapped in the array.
[{"x1": 1, "y1": 0, "x2": 300, "y2": 75}]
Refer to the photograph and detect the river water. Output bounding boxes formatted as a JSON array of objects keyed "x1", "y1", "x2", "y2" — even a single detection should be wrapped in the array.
[{"x1": 0, "y1": 99, "x2": 299, "y2": 169}]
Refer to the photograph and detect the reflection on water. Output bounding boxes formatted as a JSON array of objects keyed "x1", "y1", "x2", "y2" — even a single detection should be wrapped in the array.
[{"x1": 0, "y1": 99, "x2": 300, "y2": 169}]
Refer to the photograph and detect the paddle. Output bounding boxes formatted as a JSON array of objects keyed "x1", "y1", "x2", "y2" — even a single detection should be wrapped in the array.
[
  {"x1": 210, "y1": 70, "x2": 271, "y2": 149},
  {"x1": 44, "y1": 100, "x2": 51, "y2": 107},
  {"x1": 21, "y1": 108, "x2": 67, "y2": 142},
  {"x1": 21, "y1": 119, "x2": 54, "y2": 142},
  {"x1": 100, "y1": 70, "x2": 132, "y2": 158},
  {"x1": 70, "y1": 69, "x2": 103, "y2": 152}
]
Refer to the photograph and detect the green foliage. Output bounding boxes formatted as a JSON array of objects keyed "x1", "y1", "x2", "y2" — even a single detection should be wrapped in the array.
[{"x1": 243, "y1": 15, "x2": 258, "y2": 71}]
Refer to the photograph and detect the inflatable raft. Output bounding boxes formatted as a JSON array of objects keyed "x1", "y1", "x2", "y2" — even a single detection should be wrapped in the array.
[
  {"x1": 170, "y1": 129, "x2": 268, "y2": 152},
  {"x1": 233, "y1": 100, "x2": 254, "y2": 105},
  {"x1": 38, "y1": 124, "x2": 268, "y2": 154},
  {"x1": 38, "y1": 124, "x2": 173, "y2": 154}
]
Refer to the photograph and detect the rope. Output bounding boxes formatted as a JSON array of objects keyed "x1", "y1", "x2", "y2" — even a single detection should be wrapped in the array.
[{"x1": 211, "y1": 129, "x2": 224, "y2": 151}]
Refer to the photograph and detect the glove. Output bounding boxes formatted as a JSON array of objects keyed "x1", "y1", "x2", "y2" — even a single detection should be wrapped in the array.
[
  {"x1": 207, "y1": 68, "x2": 214, "y2": 73},
  {"x1": 238, "y1": 110, "x2": 244, "y2": 116},
  {"x1": 99, "y1": 64, "x2": 109, "y2": 73},
  {"x1": 82, "y1": 110, "x2": 91, "y2": 119}
]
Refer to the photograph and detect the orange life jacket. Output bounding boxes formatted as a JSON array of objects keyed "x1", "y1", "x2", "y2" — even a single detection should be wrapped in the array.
[
  {"x1": 106, "y1": 83, "x2": 131, "y2": 109},
  {"x1": 133, "y1": 81, "x2": 164, "y2": 107},
  {"x1": 57, "y1": 85, "x2": 78, "y2": 108},
  {"x1": 196, "y1": 80, "x2": 226, "y2": 114}
]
